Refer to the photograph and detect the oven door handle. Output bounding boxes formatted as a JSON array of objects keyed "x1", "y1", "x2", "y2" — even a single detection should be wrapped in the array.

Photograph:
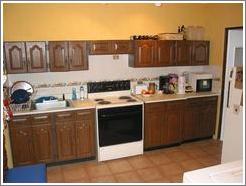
[{"x1": 99, "y1": 111, "x2": 141, "y2": 118}]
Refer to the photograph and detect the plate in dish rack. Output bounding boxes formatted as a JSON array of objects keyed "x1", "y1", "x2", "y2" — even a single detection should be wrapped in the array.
[{"x1": 142, "y1": 94, "x2": 153, "y2": 97}]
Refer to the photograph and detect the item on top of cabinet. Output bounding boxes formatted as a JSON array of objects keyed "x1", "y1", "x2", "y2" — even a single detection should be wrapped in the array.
[
  {"x1": 80, "y1": 86, "x2": 85, "y2": 100},
  {"x1": 10, "y1": 81, "x2": 34, "y2": 95},
  {"x1": 148, "y1": 82, "x2": 157, "y2": 94},
  {"x1": 158, "y1": 33, "x2": 184, "y2": 40},
  {"x1": 177, "y1": 76, "x2": 185, "y2": 94},
  {"x1": 130, "y1": 35, "x2": 159, "y2": 40},
  {"x1": 72, "y1": 88, "x2": 77, "y2": 100},
  {"x1": 133, "y1": 83, "x2": 148, "y2": 95},
  {"x1": 186, "y1": 26, "x2": 205, "y2": 40},
  {"x1": 11, "y1": 89, "x2": 30, "y2": 104}
]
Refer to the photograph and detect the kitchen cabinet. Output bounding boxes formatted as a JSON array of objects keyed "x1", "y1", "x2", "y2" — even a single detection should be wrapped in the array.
[
  {"x1": 129, "y1": 40, "x2": 209, "y2": 67},
  {"x1": 183, "y1": 96, "x2": 218, "y2": 141},
  {"x1": 191, "y1": 41, "x2": 210, "y2": 65},
  {"x1": 75, "y1": 110, "x2": 96, "y2": 158},
  {"x1": 9, "y1": 109, "x2": 96, "y2": 166},
  {"x1": 32, "y1": 114, "x2": 54, "y2": 163},
  {"x1": 144, "y1": 101, "x2": 184, "y2": 149},
  {"x1": 4, "y1": 42, "x2": 47, "y2": 74},
  {"x1": 49, "y1": 41, "x2": 88, "y2": 72},
  {"x1": 89, "y1": 40, "x2": 133, "y2": 55},
  {"x1": 175, "y1": 40, "x2": 192, "y2": 66},
  {"x1": 10, "y1": 121, "x2": 34, "y2": 166},
  {"x1": 129, "y1": 40, "x2": 156, "y2": 67}
]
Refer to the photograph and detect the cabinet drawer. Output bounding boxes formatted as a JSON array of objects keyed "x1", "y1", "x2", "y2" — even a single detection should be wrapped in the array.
[
  {"x1": 11, "y1": 116, "x2": 31, "y2": 128},
  {"x1": 32, "y1": 114, "x2": 51, "y2": 125},
  {"x1": 55, "y1": 111, "x2": 75, "y2": 122},
  {"x1": 76, "y1": 109, "x2": 94, "y2": 120},
  {"x1": 145, "y1": 102, "x2": 163, "y2": 113}
]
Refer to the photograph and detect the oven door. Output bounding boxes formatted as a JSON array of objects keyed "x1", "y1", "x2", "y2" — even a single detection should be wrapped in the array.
[{"x1": 98, "y1": 105, "x2": 142, "y2": 147}]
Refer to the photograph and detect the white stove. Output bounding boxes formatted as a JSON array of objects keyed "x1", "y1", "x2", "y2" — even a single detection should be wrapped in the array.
[{"x1": 87, "y1": 80, "x2": 144, "y2": 162}]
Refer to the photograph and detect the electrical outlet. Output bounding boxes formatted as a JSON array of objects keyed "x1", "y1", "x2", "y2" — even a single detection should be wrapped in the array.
[{"x1": 113, "y1": 55, "x2": 119, "y2": 60}]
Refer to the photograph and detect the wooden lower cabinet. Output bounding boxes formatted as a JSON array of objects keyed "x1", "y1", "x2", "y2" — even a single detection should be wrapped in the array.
[
  {"x1": 183, "y1": 96, "x2": 218, "y2": 141},
  {"x1": 10, "y1": 125, "x2": 34, "y2": 166},
  {"x1": 56, "y1": 122, "x2": 76, "y2": 161},
  {"x1": 10, "y1": 109, "x2": 96, "y2": 166},
  {"x1": 32, "y1": 124, "x2": 54, "y2": 163},
  {"x1": 144, "y1": 96, "x2": 218, "y2": 149},
  {"x1": 144, "y1": 101, "x2": 183, "y2": 149}
]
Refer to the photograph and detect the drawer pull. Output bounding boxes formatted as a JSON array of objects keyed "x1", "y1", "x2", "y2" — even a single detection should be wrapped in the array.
[
  {"x1": 33, "y1": 116, "x2": 48, "y2": 120},
  {"x1": 114, "y1": 43, "x2": 118, "y2": 50},
  {"x1": 13, "y1": 118, "x2": 28, "y2": 122},
  {"x1": 93, "y1": 44, "x2": 96, "y2": 51},
  {"x1": 77, "y1": 112, "x2": 90, "y2": 116},
  {"x1": 57, "y1": 113, "x2": 71, "y2": 118}
]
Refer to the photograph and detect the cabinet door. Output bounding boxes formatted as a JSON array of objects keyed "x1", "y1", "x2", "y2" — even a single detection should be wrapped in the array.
[
  {"x1": 10, "y1": 126, "x2": 34, "y2": 166},
  {"x1": 75, "y1": 110, "x2": 95, "y2": 158},
  {"x1": 89, "y1": 41, "x2": 112, "y2": 55},
  {"x1": 183, "y1": 100, "x2": 200, "y2": 141},
  {"x1": 144, "y1": 103, "x2": 164, "y2": 149},
  {"x1": 133, "y1": 40, "x2": 156, "y2": 67},
  {"x1": 32, "y1": 124, "x2": 54, "y2": 163},
  {"x1": 192, "y1": 41, "x2": 210, "y2": 65},
  {"x1": 175, "y1": 40, "x2": 192, "y2": 66},
  {"x1": 26, "y1": 42, "x2": 47, "y2": 73},
  {"x1": 199, "y1": 97, "x2": 217, "y2": 138},
  {"x1": 49, "y1": 41, "x2": 69, "y2": 72},
  {"x1": 68, "y1": 41, "x2": 88, "y2": 71},
  {"x1": 156, "y1": 40, "x2": 175, "y2": 66},
  {"x1": 4, "y1": 42, "x2": 27, "y2": 74},
  {"x1": 56, "y1": 122, "x2": 76, "y2": 161},
  {"x1": 113, "y1": 40, "x2": 133, "y2": 54},
  {"x1": 164, "y1": 101, "x2": 183, "y2": 145}
]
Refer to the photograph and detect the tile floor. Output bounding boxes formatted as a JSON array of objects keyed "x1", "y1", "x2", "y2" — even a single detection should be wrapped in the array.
[{"x1": 47, "y1": 139, "x2": 222, "y2": 183}]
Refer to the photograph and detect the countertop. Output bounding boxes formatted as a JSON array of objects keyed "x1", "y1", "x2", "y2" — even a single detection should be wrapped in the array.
[
  {"x1": 13, "y1": 99, "x2": 96, "y2": 116},
  {"x1": 183, "y1": 160, "x2": 243, "y2": 183},
  {"x1": 133, "y1": 91, "x2": 221, "y2": 103}
]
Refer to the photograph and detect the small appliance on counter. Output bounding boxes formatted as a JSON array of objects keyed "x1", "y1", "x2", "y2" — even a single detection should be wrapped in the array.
[
  {"x1": 159, "y1": 74, "x2": 178, "y2": 94},
  {"x1": 189, "y1": 72, "x2": 213, "y2": 92}
]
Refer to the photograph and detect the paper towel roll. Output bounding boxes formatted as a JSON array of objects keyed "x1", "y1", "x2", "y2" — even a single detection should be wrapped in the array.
[{"x1": 178, "y1": 76, "x2": 185, "y2": 94}]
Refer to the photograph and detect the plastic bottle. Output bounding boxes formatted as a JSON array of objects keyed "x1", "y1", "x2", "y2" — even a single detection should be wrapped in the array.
[
  {"x1": 72, "y1": 88, "x2": 77, "y2": 100},
  {"x1": 80, "y1": 86, "x2": 85, "y2": 100}
]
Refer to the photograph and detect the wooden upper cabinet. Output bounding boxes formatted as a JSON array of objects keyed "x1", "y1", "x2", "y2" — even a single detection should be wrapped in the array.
[
  {"x1": 49, "y1": 41, "x2": 69, "y2": 72},
  {"x1": 113, "y1": 40, "x2": 133, "y2": 54},
  {"x1": 156, "y1": 40, "x2": 175, "y2": 66},
  {"x1": 26, "y1": 42, "x2": 47, "y2": 73},
  {"x1": 175, "y1": 40, "x2": 192, "y2": 66},
  {"x1": 131, "y1": 40, "x2": 156, "y2": 67},
  {"x1": 68, "y1": 41, "x2": 88, "y2": 71},
  {"x1": 4, "y1": 42, "x2": 27, "y2": 74},
  {"x1": 192, "y1": 41, "x2": 209, "y2": 65},
  {"x1": 89, "y1": 41, "x2": 112, "y2": 55}
]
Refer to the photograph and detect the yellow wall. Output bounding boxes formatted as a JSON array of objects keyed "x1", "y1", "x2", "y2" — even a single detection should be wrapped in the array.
[{"x1": 3, "y1": 3, "x2": 243, "y2": 66}]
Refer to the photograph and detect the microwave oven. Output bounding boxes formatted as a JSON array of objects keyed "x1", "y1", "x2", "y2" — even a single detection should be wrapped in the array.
[{"x1": 189, "y1": 73, "x2": 213, "y2": 92}]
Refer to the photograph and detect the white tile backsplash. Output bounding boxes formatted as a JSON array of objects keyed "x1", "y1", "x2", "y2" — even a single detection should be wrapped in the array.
[{"x1": 7, "y1": 54, "x2": 213, "y2": 99}]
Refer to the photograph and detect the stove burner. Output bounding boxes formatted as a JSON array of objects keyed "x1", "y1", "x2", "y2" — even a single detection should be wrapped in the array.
[
  {"x1": 98, "y1": 101, "x2": 111, "y2": 105},
  {"x1": 119, "y1": 96, "x2": 132, "y2": 100},
  {"x1": 95, "y1": 98, "x2": 104, "y2": 102},
  {"x1": 127, "y1": 99, "x2": 137, "y2": 102}
]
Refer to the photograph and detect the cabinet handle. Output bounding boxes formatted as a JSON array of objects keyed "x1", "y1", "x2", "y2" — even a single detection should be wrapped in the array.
[
  {"x1": 114, "y1": 43, "x2": 118, "y2": 50},
  {"x1": 33, "y1": 115, "x2": 48, "y2": 120},
  {"x1": 19, "y1": 131, "x2": 27, "y2": 136},
  {"x1": 227, "y1": 81, "x2": 231, "y2": 108},
  {"x1": 40, "y1": 128, "x2": 46, "y2": 132},
  {"x1": 93, "y1": 44, "x2": 96, "y2": 51},
  {"x1": 13, "y1": 118, "x2": 27, "y2": 122},
  {"x1": 57, "y1": 113, "x2": 71, "y2": 118},
  {"x1": 77, "y1": 112, "x2": 90, "y2": 116}
]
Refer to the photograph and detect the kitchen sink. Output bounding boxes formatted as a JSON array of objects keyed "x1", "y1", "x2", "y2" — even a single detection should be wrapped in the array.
[{"x1": 33, "y1": 99, "x2": 70, "y2": 110}]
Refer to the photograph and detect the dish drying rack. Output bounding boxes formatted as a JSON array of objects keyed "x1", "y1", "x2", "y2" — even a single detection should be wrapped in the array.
[{"x1": 10, "y1": 101, "x2": 32, "y2": 112}]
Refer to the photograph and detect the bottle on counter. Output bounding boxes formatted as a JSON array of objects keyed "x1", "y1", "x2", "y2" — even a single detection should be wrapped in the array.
[
  {"x1": 72, "y1": 87, "x2": 77, "y2": 100},
  {"x1": 80, "y1": 86, "x2": 85, "y2": 100}
]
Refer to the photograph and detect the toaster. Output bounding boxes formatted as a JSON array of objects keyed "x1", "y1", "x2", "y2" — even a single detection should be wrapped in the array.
[{"x1": 133, "y1": 84, "x2": 148, "y2": 94}]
